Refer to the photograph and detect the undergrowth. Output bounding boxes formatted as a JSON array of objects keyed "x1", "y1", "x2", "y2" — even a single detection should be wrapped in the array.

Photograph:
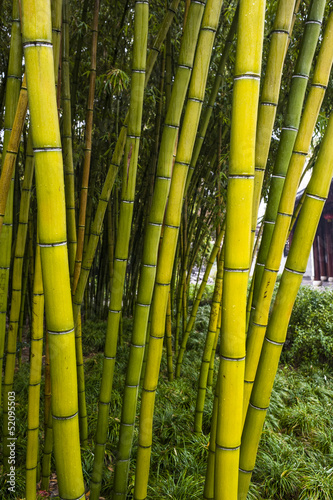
[{"x1": 1, "y1": 285, "x2": 332, "y2": 499}]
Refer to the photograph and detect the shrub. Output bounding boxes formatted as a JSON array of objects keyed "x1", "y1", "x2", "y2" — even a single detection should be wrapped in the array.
[{"x1": 281, "y1": 287, "x2": 333, "y2": 367}]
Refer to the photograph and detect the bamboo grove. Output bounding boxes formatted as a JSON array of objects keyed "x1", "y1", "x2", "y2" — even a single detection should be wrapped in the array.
[{"x1": 0, "y1": 0, "x2": 333, "y2": 498}]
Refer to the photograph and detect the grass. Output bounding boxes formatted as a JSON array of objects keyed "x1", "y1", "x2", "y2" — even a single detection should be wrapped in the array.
[{"x1": 1, "y1": 285, "x2": 333, "y2": 499}]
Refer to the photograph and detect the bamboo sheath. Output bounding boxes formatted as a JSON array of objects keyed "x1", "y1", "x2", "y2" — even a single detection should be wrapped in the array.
[
  {"x1": 194, "y1": 247, "x2": 224, "y2": 434},
  {"x1": 0, "y1": 0, "x2": 22, "y2": 410},
  {"x1": 238, "y1": 107, "x2": 333, "y2": 500},
  {"x1": 26, "y1": 240, "x2": 44, "y2": 500},
  {"x1": 134, "y1": 0, "x2": 223, "y2": 497},
  {"x1": 250, "y1": 0, "x2": 297, "y2": 249},
  {"x1": 89, "y1": 3, "x2": 148, "y2": 499},
  {"x1": 72, "y1": 0, "x2": 181, "y2": 325},
  {"x1": 243, "y1": 11, "x2": 333, "y2": 423},
  {"x1": 62, "y1": 0, "x2": 77, "y2": 280},
  {"x1": 21, "y1": 1, "x2": 85, "y2": 498},
  {"x1": 0, "y1": 76, "x2": 28, "y2": 235},
  {"x1": 214, "y1": 1, "x2": 265, "y2": 498},
  {"x1": 175, "y1": 223, "x2": 225, "y2": 377},
  {"x1": 250, "y1": 0, "x2": 326, "y2": 317}
]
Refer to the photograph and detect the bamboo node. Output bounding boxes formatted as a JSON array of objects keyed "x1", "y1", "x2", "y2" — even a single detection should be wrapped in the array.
[
  {"x1": 249, "y1": 403, "x2": 268, "y2": 411},
  {"x1": 306, "y1": 193, "x2": 326, "y2": 202},
  {"x1": 219, "y1": 354, "x2": 246, "y2": 362},
  {"x1": 265, "y1": 337, "x2": 284, "y2": 347},
  {"x1": 52, "y1": 411, "x2": 78, "y2": 420},
  {"x1": 282, "y1": 126, "x2": 298, "y2": 132},
  {"x1": 239, "y1": 467, "x2": 253, "y2": 474},
  {"x1": 305, "y1": 20, "x2": 322, "y2": 25},
  {"x1": 215, "y1": 443, "x2": 240, "y2": 451},
  {"x1": 23, "y1": 41, "x2": 53, "y2": 49},
  {"x1": 48, "y1": 327, "x2": 75, "y2": 335},
  {"x1": 284, "y1": 266, "x2": 304, "y2": 276}
]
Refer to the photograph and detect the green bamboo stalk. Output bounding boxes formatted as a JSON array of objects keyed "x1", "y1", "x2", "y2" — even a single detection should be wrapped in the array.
[
  {"x1": 0, "y1": 76, "x2": 28, "y2": 235},
  {"x1": 72, "y1": 0, "x2": 181, "y2": 325},
  {"x1": 0, "y1": 0, "x2": 22, "y2": 411},
  {"x1": 26, "y1": 238, "x2": 44, "y2": 500},
  {"x1": 238, "y1": 104, "x2": 333, "y2": 500},
  {"x1": 18, "y1": 254, "x2": 29, "y2": 367},
  {"x1": 73, "y1": 0, "x2": 100, "y2": 449},
  {"x1": 243, "y1": 9, "x2": 333, "y2": 421},
  {"x1": 194, "y1": 247, "x2": 223, "y2": 434},
  {"x1": 185, "y1": 2, "x2": 238, "y2": 192},
  {"x1": 250, "y1": 0, "x2": 297, "y2": 248},
  {"x1": 73, "y1": 0, "x2": 100, "y2": 293},
  {"x1": 71, "y1": 0, "x2": 89, "y2": 126},
  {"x1": 203, "y1": 377, "x2": 219, "y2": 499},
  {"x1": 134, "y1": 0, "x2": 223, "y2": 496},
  {"x1": 176, "y1": 225, "x2": 224, "y2": 377},
  {"x1": 89, "y1": 3, "x2": 149, "y2": 498},
  {"x1": 165, "y1": 290, "x2": 174, "y2": 381},
  {"x1": 214, "y1": 1, "x2": 265, "y2": 497},
  {"x1": 41, "y1": 409, "x2": 53, "y2": 491},
  {"x1": 110, "y1": 1, "x2": 207, "y2": 494},
  {"x1": 207, "y1": 305, "x2": 221, "y2": 388},
  {"x1": 250, "y1": 0, "x2": 326, "y2": 318},
  {"x1": 62, "y1": 0, "x2": 77, "y2": 281},
  {"x1": 21, "y1": 1, "x2": 85, "y2": 497},
  {"x1": 3, "y1": 132, "x2": 34, "y2": 379},
  {"x1": 51, "y1": 0, "x2": 62, "y2": 91}
]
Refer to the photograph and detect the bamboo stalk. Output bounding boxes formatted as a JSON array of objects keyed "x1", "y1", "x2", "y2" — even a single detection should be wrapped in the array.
[
  {"x1": 214, "y1": 1, "x2": 265, "y2": 497},
  {"x1": 89, "y1": 2, "x2": 149, "y2": 498},
  {"x1": 239, "y1": 104, "x2": 333, "y2": 500},
  {"x1": 0, "y1": 76, "x2": 28, "y2": 235},
  {"x1": 250, "y1": 0, "x2": 297, "y2": 249},
  {"x1": 21, "y1": 1, "x2": 85, "y2": 497},
  {"x1": 175, "y1": 225, "x2": 224, "y2": 376},
  {"x1": 250, "y1": 0, "x2": 326, "y2": 318},
  {"x1": 72, "y1": 0, "x2": 181, "y2": 325},
  {"x1": 194, "y1": 247, "x2": 224, "y2": 434},
  {"x1": 134, "y1": 0, "x2": 224, "y2": 496},
  {"x1": 26, "y1": 238, "x2": 44, "y2": 500},
  {"x1": 243, "y1": 9, "x2": 333, "y2": 423},
  {"x1": 0, "y1": 0, "x2": 22, "y2": 412}
]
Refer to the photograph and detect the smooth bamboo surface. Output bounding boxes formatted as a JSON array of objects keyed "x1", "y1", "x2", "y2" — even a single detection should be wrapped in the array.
[
  {"x1": 250, "y1": 0, "x2": 326, "y2": 318},
  {"x1": 25, "y1": 240, "x2": 44, "y2": 500},
  {"x1": 214, "y1": 1, "x2": 265, "y2": 498},
  {"x1": 21, "y1": 1, "x2": 85, "y2": 497},
  {"x1": 134, "y1": 0, "x2": 223, "y2": 496},
  {"x1": 243, "y1": 9, "x2": 333, "y2": 423},
  {"x1": 239, "y1": 106, "x2": 333, "y2": 500}
]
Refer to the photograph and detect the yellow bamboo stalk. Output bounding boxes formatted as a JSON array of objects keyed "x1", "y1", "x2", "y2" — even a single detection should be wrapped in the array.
[
  {"x1": 21, "y1": 1, "x2": 85, "y2": 497},
  {"x1": 26, "y1": 238, "x2": 44, "y2": 500},
  {"x1": 243, "y1": 10, "x2": 333, "y2": 423},
  {"x1": 0, "y1": 76, "x2": 28, "y2": 235},
  {"x1": 239, "y1": 103, "x2": 333, "y2": 500},
  {"x1": 214, "y1": 1, "x2": 265, "y2": 498}
]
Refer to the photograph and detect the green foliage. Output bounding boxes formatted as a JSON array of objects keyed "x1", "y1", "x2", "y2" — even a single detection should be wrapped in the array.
[{"x1": 282, "y1": 287, "x2": 333, "y2": 367}]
